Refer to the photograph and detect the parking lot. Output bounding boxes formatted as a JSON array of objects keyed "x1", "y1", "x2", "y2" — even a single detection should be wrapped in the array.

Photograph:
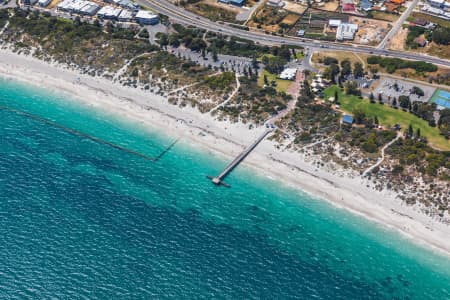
[{"x1": 373, "y1": 78, "x2": 436, "y2": 104}]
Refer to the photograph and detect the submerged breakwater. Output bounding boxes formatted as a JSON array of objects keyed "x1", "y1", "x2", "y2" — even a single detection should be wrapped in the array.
[{"x1": 0, "y1": 77, "x2": 449, "y2": 299}]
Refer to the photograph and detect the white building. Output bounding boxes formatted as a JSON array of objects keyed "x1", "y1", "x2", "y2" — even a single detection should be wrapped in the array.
[
  {"x1": 336, "y1": 23, "x2": 358, "y2": 41},
  {"x1": 428, "y1": 0, "x2": 444, "y2": 7},
  {"x1": 267, "y1": 0, "x2": 285, "y2": 6},
  {"x1": 328, "y1": 19, "x2": 341, "y2": 27},
  {"x1": 444, "y1": 1, "x2": 450, "y2": 10},
  {"x1": 279, "y1": 68, "x2": 297, "y2": 80},
  {"x1": 135, "y1": 10, "x2": 159, "y2": 25},
  {"x1": 118, "y1": 9, "x2": 133, "y2": 22},
  {"x1": 38, "y1": 0, "x2": 51, "y2": 6},
  {"x1": 97, "y1": 6, "x2": 122, "y2": 19}
]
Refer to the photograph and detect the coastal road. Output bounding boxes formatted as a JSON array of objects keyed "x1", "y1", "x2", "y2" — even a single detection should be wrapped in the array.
[
  {"x1": 136, "y1": 0, "x2": 450, "y2": 68},
  {"x1": 378, "y1": 0, "x2": 420, "y2": 49}
]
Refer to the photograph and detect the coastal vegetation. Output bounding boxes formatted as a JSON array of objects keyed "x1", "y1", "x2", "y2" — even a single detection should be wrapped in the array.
[{"x1": 217, "y1": 76, "x2": 291, "y2": 124}]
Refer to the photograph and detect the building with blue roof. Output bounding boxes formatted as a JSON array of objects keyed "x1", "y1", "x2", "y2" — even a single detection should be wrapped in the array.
[
  {"x1": 342, "y1": 114, "x2": 354, "y2": 125},
  {"x1": 361, "y1": 0, "x2": 373, "y2": 11},
  {"x1": 219, "y1": 0, "x2": 245, "y2": 6}
]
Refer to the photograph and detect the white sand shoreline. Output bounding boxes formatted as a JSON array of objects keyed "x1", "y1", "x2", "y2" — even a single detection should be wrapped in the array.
[{"x1": 1, "y1": 49, "x2": 449, "y2": 258}]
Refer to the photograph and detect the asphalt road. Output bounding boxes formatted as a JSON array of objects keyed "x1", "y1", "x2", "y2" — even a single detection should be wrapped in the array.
[
  {"x1": 378, "y1": 0, "x2": 420, "y2": 49},
  {"x1": 136, "y1": 0, "x2": 450, "y2": 68}
]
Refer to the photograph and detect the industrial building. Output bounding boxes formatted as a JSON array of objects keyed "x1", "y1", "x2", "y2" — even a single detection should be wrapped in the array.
[
  {"x1": 112, "y1": 0, "x2": 139, "y2": 11},
  {"x1": 97, "y1": 6, "x2": 123, "y2": 19},
  {"x1": 38, "y1": 0, "x2": 51, "y2": 7},
  {"x1": 57, "y1": 0, "x2": 100, "y2": 16},
  {"x1": 267, "y1": 0, "x2": 285, "y2": 7},
  {"x1": 118, "y1": 9, "x2": 133, "y2": 22},
  {"x1": 218, "y1": 0, "x2": 245, "y2": 6},
  {"x1": 336, "y1": 23, "x2": 358, "y2": 41},
  {"x1": 135, "y1": 10, "x2": 159, "y2": 25}
]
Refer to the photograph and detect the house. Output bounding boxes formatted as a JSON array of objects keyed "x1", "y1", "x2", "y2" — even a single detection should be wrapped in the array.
[
  {"x1": 412, "y1": 18, "x2": 428, "y2": 26},
  {"x1": 360, "y1": 0, "x2": 373, "y2": 11},
  {"x1": 384, "y1": 2, "x2": 400, "y2": 12},
  {"x1": 342, "y1": 3, "x2": 356, "y2": 12},
  {"x1": 342, "y1": 115, "x2": 354, "y2": 125},
  {"x1": 389, "y1": 0, "x2": 404, "y2": 4},
  {"x1": 336, "y1": 23, "x2": 358, "y2": 40},
  {"x1": 135, "y1": 10, "x2": 160, "y2": 25},
  {"x1": 413, "y1": 37, "x2": 427, "y2": 47}
]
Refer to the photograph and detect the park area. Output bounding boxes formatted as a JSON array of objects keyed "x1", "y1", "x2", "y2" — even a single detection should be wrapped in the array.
[
  {"x1": 258, "y1": 70, "x2": 292, "y2": 93},
  {"x1": 324, "y1": 85, "x2": 450, "y2": 150}
]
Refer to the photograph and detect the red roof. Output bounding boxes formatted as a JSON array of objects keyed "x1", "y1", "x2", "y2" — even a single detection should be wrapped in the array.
[{"x1": 342, "y1": 3, "x2": 356, "y2": 11}]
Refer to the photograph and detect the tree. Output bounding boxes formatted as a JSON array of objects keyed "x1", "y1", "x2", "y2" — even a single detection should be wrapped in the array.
[
  {"x1": 416, "y1": 128, "x2": 421, "y2": 139},
  {"x1": 324, "y1": 63, "x2": 340, "y2": 83},
  {"x1": 407, "y1": 124, "x2": 414, "y2": 138},
  {"x1": 323, "y1": 57, "x2": 338, "y2": 65},
  {"x1": 340, "y1": 59, "x2": 352, "y2": 77},
  {"x1": 263, "y1": 74, "x2": 269, "y2": 86},
  {"x1": 352, "y1": 108, "x2": 366, "y2": 124},
  {"x1": 263, "y1": 56, "x2": 287, "y2": 74},
  {"x1": 398, "y1": 95, "x2": 410, "y2": 110},
  {"x1": 374, "y1": 116, "x2": 379, "y2": 125},
  {"x1": 252, "y1": 54, "x2": 258, "y2": 69},
  {"x1": 392, "y1": 97, "x2": 398, "y2": 108},
  {"x1": 411, "y1": 86, "x2": 424, "y2": 97},
  {"x1": 334, "y1": 90, "x2": 339, "y2": 102},
  {"x1": 369, "y1": 92, "x2": 375, "y2": 103},
  {"x1": 432, "y1": 27, "x2": 450, "y2": 45},
  {"x1": 378, "y1": 93, "x2": 383, "y2": 104},
  {"x1": 353, "y1": 62, "x2": 364, "y2": 78},
  {"x1": 344, "y1": 81, "x2": 361, "y2": 96},
  {"x1": 212, "y1": 48, "x2": 218, "y2": 62}
]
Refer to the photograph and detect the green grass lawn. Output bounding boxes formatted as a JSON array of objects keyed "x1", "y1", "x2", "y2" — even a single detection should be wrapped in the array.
[
  {"x1": 258, "y1": 70, "x2": 292, "y2": 93},
  {"x1": 324, "y1": 85, "x2": 450, "y2": 150},
  {"x1": 293, "y1": 51, "x2": 304, "y2": 60}
]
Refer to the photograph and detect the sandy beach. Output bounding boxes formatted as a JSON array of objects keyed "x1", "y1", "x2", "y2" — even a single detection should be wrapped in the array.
[{"x1": 0, "y1": 49, "x2": 449, "y2": 257}]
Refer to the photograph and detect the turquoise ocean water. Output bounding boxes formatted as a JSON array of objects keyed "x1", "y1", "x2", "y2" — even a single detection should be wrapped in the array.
[{"x1": 0, "y1": 77, "x2": 449, "y2": 299}]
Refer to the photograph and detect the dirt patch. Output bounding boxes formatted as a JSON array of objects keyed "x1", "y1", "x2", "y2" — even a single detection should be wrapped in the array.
[
  {"x1": 312, "y1": 51, "x2": 368, "y2": 69},
  {"x1": 186, "y1": 0, "x2": 239, "y2": 23},
  {"x1": 202, "y1": 0, "x2": 243, "y2": 13},
  {"x1": 47, "y1": 0, "x2": 61, "y2": 9},
  {"x1": 370, "y1": 11, "x2": 399, "y2": 22},
  {"x1": 388, "y1": 27, "x2": 407, "y2": 51},
  {"x1": 318, "y1": 1, "x2": 339, "y2": 12},
  {"x1": 283, "y1": 1, "x2": 308, "y2": 14},
  {"x1": 350, "y1": 16, "x2": 390, "y2": 46},
  {"x1": 281, "y1": 14, "x2": 300, "y2": 26}
]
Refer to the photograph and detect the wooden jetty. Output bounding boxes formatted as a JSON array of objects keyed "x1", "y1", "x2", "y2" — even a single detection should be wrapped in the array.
[{"x1": 208, "y1": 129, "x2": 273, "y2": 187}]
